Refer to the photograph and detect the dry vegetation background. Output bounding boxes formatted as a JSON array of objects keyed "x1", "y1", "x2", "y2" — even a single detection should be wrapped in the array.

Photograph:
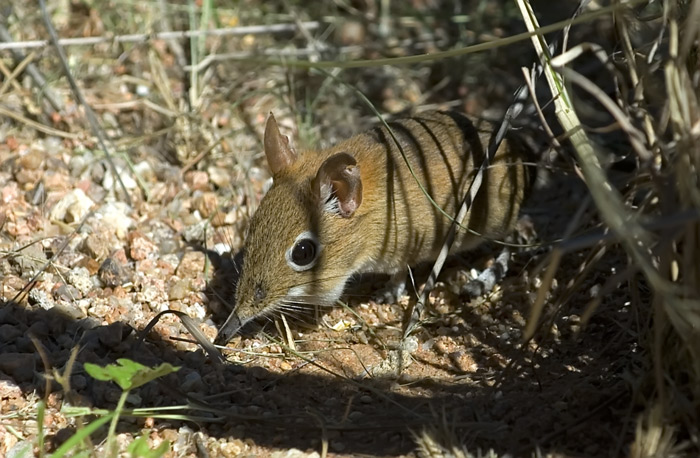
[{"x1": 0, "y1": 0, "x2": 699, "y2": 457}]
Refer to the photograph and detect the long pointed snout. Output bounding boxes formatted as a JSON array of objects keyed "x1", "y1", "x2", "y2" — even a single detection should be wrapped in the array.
[{"x1": 214, "y1": 311, "x2": 243, "y2": 345}]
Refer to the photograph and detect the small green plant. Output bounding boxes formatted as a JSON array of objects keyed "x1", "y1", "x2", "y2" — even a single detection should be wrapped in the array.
[
  {"x1": 53, "y1": 358, "x2": 180, "y2": 458},
  {"x1": 126, "y1": 436, "x2": 171, "y2": 458}
]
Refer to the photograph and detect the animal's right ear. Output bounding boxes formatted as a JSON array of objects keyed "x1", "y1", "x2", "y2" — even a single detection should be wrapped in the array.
[
  {"x1": 313, "y1": 152, "x2": 363, "y2": 218},
  {"x1": 264, "y1": 112, "x2": 297, "y2": 175}
]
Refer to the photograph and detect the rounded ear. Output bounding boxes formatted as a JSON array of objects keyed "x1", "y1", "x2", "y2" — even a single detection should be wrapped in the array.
[
  {"x1": 313, "y1": 152, "x2": 363, "y2": 218},
  {"x1": 264, "y1": 112, "x2": 297, "y2": 175}
]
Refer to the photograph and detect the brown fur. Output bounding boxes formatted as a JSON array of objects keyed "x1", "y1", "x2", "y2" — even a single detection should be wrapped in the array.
[{"x1": 229, "y1": 111, "x2": 529, "y2": 331}]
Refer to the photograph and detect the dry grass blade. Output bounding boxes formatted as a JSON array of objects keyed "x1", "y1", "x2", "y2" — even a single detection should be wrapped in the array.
[
  {"x1": 551, "y1": 50, "x2": 650, "y2": 160},
  {"x1": 0, "y1": 105, "x2": 79, "y2": 139},
  {"x1": 629, "y1": 404, "x2": 680, "y2": 458},
  {"x1": 0, "y1": 48, "x2": 36, "y2": 98},
  {"x1": 518, "y1": 0, "x2": 666, "y2": 319},
  {"x1": 0, "y1": 23, "x2": 63, "y2": 112},
  {"x1": 519, "y1": 0, "x2": 700, "y2": 453},
  {"x1": 137, "y1": 310, "x2": 225, "y2": 364}
]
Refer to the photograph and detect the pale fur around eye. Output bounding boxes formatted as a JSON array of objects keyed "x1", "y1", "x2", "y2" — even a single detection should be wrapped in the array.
[{"x1": 285, "y1": 231, "x2": 322, "y2": 271}]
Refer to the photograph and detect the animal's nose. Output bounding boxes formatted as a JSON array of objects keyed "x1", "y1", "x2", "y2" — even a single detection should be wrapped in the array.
[
  {"x1": 254, "y1": 283, "x2": 266, "y2": 303},
  {"x1": 214, "y1": 311, "x2": 242, "y2": 345}
]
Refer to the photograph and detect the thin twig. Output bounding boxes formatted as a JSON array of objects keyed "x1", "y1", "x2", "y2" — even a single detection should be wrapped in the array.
[
  {"x1": 0, "y1": 48, "x2": 34, "y2": 97},
  {"x1": 0, "y1": 105, "x2": 79, "y2": 139},
  {"x1": 0, "y1": 22, "x2": 321, "y2": 51},
  {"x1": 38, "y1": 0, "x2": 132, "y2": 205},
  {"x1": 156, "y1": 0, "x2": 187, "y2": 69}
]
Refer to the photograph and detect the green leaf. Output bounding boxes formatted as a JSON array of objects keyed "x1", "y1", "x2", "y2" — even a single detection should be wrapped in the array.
[
  {"x1": 128, "y1": 361, "x2": 180, "y2": 390},
  {"x1": 127, "y1": 437, "x2": 149, "y2": 456},
  {"x1": 149, "y1": 440, "x2": 171, "y2": 457},
  {"x1": 61, "y1": 405, "x2": 111, "y2": 417},
  {"x1": 84, "y1": 359, "x2": 180, "y2": 391},
  {"x1": 127, "y1": 436, "x2": 170, "y2": 458},
  {"x1": 50, "y1": 412, "x2": 114, "y2": 458},
  {"x1": 37, "y1": 400, "x2": 45, "y2": 457}
]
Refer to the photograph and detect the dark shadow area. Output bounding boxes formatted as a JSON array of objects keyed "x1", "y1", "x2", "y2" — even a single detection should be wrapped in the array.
[{"x1": 0, "y1": 284, "x2": 639, "y2": 457}]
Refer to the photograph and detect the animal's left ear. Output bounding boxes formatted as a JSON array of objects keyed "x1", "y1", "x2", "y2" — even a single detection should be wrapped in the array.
[
  {"x1": 264, "y1": 112, "x2": 297, "y2": 175},
  {"x1": 313, "y1": 152, "x2": 363, "y2": 218}
]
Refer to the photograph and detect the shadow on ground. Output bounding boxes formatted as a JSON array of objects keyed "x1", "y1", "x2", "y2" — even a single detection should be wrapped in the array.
[{"x1": 0, "y1": 252, "x2": 640, "y2": 457}]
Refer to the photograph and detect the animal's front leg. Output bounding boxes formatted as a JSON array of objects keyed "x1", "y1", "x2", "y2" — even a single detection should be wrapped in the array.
[{"x1": 372, "y1": 270, "x2": 409, "y2": 304}]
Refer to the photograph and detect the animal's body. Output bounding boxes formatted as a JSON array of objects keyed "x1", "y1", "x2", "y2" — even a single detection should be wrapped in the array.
[{"x1": 215, "y1": 110, "x2": 529, "y2": 344}]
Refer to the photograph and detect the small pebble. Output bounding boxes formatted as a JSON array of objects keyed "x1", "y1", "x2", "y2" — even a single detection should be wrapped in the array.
[
  {"x1": 193, "y1": 192, "x2": 219, "y2": 218},
  {"x1": 98, "y1": 257, "x2": 124, "y2": 287},
  {"x1": 184, "y1": 171, "x2": 209, "y2": 191},
  {"x1": 133, "y1": 161, "x2": 154, "y2": 181},
  {"x1": 49, "y1": 188, "x2": 94, "y2": 223},
  {"x1": 71, "y1": 374, "x2": 87, "y2": 390},
  {"x1": 207, "y1": 166, "x2": 230, "y2": 189},
  {"x1": 0, "y1": 306, "x2": 20, "y2": 325},
  {"x1": 95, "y1": 202, "x2": 134, "y2": 239},
  {"x1": 83, "y1": 233, "x2": 110, "y2": 260},
  {"x1": 27, "y1": 321, "x2": 49, "y2": 338},
  {"x1": 450, "y1": 350, "x2": 477, "y2": 373},
  {"x1": 15, "y1": 337, "x2": 34, "y2": 353},
  {"x1": 181, "y1": 371, "x2": 205, "y2": 392},
  {"x1": 335, "y1": 20, "x2": 366, "y2": 45},
  {"x1": 128, "y1": 231, "x2": 158, "y2": 261},
  {"x1": 0, "y1": 353, "x2": 35, "y2": 382},
  {"x1": 323, "y1": 398, "x2": 338, "y2": 407},
  {"x1": 53, "y1": 283, "x2": 82, "y2": 302},
  {"x1": 176, "y1": 251, "x2": 205, "y2": 277},
  {"x1": 103, "y1": 387, "x2": 122, "y2": 404},
  {"x1": 182, "y1": 220, "x2": 208, "y2": 243},
  {"x1": 18, "y1": 149, "x2": 45, "y2": 170},
  {"x1": 28, "y1": 289, "x2": 54, "y2": 310},
  {"x1": 67, "y1": 267, "x2": 93, "y2": 295},
  {"x1": 270, "y1": 449, "x2": 319, "y2": 458},
  {"x1": 102, "y1": 166, "x2": 137, "y2": 190},
  {"x1": 168, "y1": 279, "x2": 190, "y2": 301},
  {"x1": 14, "y1": 168, "x2": 43, "y2": 187},
  {"x1": 244, "y1": 405, "x2": 261, "y2": 415}
]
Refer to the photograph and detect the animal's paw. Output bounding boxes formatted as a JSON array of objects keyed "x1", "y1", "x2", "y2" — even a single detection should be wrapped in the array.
[
  {"x1": 372, "y1": 273, "x2": 408, "y2": 304},
  {"x1": 460, "y1": 249, "x2": 510, "y2": 297}
]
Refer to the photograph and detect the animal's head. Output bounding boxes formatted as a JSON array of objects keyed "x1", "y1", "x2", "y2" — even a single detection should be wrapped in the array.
[{"x1": 216, "y1": 114, "x2": 366, "y2": 342}]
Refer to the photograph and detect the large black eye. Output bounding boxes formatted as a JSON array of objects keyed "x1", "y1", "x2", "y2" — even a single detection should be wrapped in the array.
[
  {"x1": 291, "y1": 239, "x2": 316, "y2": 266},
  {"x1": 286, "y1": 232, "x2": 321, "y2": 271}
]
